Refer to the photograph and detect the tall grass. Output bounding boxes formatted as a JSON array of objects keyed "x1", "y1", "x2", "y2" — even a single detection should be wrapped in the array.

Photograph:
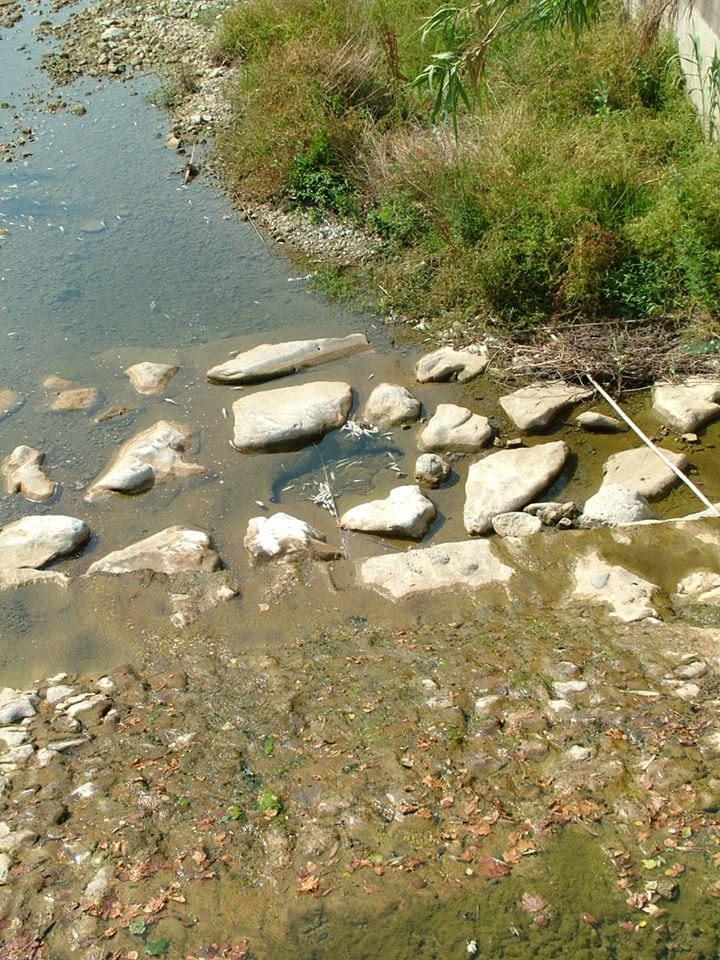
[{"x1": 213, "y1": 0, "x2": 720, "y2": 336}]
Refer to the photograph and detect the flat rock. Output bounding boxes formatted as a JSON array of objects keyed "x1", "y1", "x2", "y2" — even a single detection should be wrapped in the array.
[
  {"x1": 492, "y1": 512, "x2": 543, "y2": 537},
  {"x1": 601, "y1": 446, "x2": 688, "y2": 500},
  {"x1": 500, "y1": 381, "x2": 592, "y2": 432},
  {"x1": 581, "y1": 484, "x2": 653, "y2": 527},
  {"x1": 0, "y1": 388, "x2": 22, "y2": 421},
  {"x1": 0, "y1": 569, "x2": 69, "y2": 590},
  {"x1": 245, "y1": 512, "x2": 340, "y2": 561},
  {"x1": 419, "y1": 404, "x2": 492, "y2": 453},
  {"x1": 359, "y1": 383, "x2": 420, "y2": 428},
  {"x1": 340, "y1": 485, "x2": 436, "y2": 540},
  {"x1": 87, "y1": 526, "x2": 221, "y2": 576},
  {"x1": 415, "y1": 453, "x2": 450, "y2": 488},
  {"x1": 0, "y1": 516, "x2": 90, "y2": 570},
  {"x1": 676, "y1": 570, "x2": 720, "y2": 604},
  {"x1": 86, "y1": 420, "x2": 204, "y2": 500},
  {"x1": 358, "y1": 539, "x2": 513, "y2": 600},
  {"x1": 42, "y1": 376, "x2": 73, "y2": 391},
  {"x1": 575, "y1": 411, "x2": 627, "y2": 433},
  {"x1": 50, "y1": 387, "x2": 98, "y2": 411},
  {"x1": 572, "y1": 552, "x2": 659, "y2": 623},
  {"x1": 125, "y1": 361, "x2": 178, "y2": 394},
  {"x1": 464, "y1": 441, "x2": 569, "y2": 535},
  {"x1": 0, "y1": 690, "x2": 36, "y2": 725},
  {"x1": 653, "y1": 379, "x2": 720, "y2": 433},
  {"x1": 415, "y1": 345, "x2": 489, "y2": 383},
  {"x1": 207, "y1": 334, "x2": 369, "y2": 383},
  {"x1": 232, "y1": 381, "x2": 352, "y2": 453},
  {"x1": 95, "y1": 404, "x2": 133, "y2": 423},
  {"x1": 2, "y1": 446, "x2": 56, "y2": 501}
]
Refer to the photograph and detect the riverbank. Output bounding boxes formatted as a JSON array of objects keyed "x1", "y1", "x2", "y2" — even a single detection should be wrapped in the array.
[{"x1": 3, "y1": 609, "x2": 720, "y2": 959}]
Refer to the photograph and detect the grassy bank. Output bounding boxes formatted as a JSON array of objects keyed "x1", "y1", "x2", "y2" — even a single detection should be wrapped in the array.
[{"x1": 212, "y1": 0, "x2": 720, "y2": 344}]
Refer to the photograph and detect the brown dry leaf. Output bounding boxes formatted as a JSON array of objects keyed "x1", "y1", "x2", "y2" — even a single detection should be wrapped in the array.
[
  {"x1": 439, "y1": 796, "x2": 454, "y2": 809},
  {"x1": 476, "y1": 857, "x2": 510, "y2": 879},
  {"x1": 664, "y1": 863, "x2": 685, "y2": 877},
  {"x1": 296, "y1": 875, "x2": 320, "y2": 895},
  {"x1": 191, "y1": 850, "x2": 208, "y2": 865},
  {"x1": 518, "y1": 892, "x2": 546, "y2": 914}
]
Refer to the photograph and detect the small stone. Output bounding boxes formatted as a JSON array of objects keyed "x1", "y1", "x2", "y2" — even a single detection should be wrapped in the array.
[
  {"x1": 500, "y1": 381, "x2": 592, "y2": 433},
  {"x1": 553, "y1": 680, "x2": 587, "y2": 697},
  {"x1": 124, "y1": 361, "x2": 178, "y2": 395},
  {"x1": 359, "y1": 383, "x2": 420, "y2": 428},
  {"x1": 86, "y1": 527, "x2": 220, "y2": 575},
  {"x1": 566, "y1": 745, "x2": 592, "y2": 762},
  {"x1": 674, "y1": 660, "x2": 707, "y2": 680},
  {"x1": 94, "y1": 404, "x2": 132, "y2": 423},
  {"x1": 340, "y1": 485, "x2": 436, "y2": 540},
  {"x1": 0, "y1": 744, "x2": 33, "y2": 765},
  {"x1": 0, "y1": 388, "x2": 23, "y2": 421},
  {"x1": 0, "y1": 691, "x2": 36, "y2": 725},
  {"x1": 0, "y1": 515, "x2": 90, "y2": 570},
  {"x1": 65, "y1": 695, "x2": 110, "y2": 726},
  {"x1": 419, "y1": 404, "x2": 492, "y2": 453},
  {"x1": 0, "y1": 728, "x2": 28, "y2": 748},
  {"x1": 491, "y1": 512, "x2": 542, "y2": 538},
  {"x1": 524, "y1": 501, "x2": 575, "y2": 526},
  {"x1": 50, "y1": 387, "x2": 98, "y2": 412},
  {"x1": 415, "y1": 345, "x2": 489, "y2": 383},
  {"x1": 575, "y1": 411, "x2": 627, "y2": 433},
  {"x1": 245, "y1": 513, "x2": 340, "y2": 561},
  {"x1": 414, "y1": 453, "x2": 450, "y2": 489},
  {"x1": 71, "y1": 104, "x2": 87, "y2": 116},
  {"x1": 681, "y1": 433, "x2": 699, "y2": 443},
  {"x1": 45, "y1": 685, "x2": 75, "y2": 705},
  {"x1": 0, "y1": 852, "x2": 10, "y2": 884},
  {"x1": 42, "y1": 376, "x2": 73, "y2": 391},
  {"x1": 581, "y1": 485, "x2": 653, "y2": 527},
  {"x1": 2, "y1": 446, "x2": 56, "y2": 502}
]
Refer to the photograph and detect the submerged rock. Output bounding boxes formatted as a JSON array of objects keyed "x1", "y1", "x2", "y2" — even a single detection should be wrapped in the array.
[
  {"x1": 0, "y1": 569, "x2": 70, "y2": 590},
  {"x1": 676, "y1": 571, "x2": 720, "y2": 604},
  {"x1": 492, "y1": 512, "x2": 543, "y2": 538},
  {"x1": 500, "y1": 381, "x2": 592, "y2": 432},
  {"x1": 340, "y1": 485, "x2": 436, "y2": 540},
  {"x1": 207, "y1": 334, "x2": 369, "y2": 384},
  {"x1": 125, "y1": 361, "x2": 179, "y2": 394},
  {"x1": 86, "y1": 526, "x2": 221, "y2": 576},
  {"x1": 653, "y1": 378, "x2": 720, "y2": 434},
  {"x1": 358, "y1": 539, "x2": 513, "y2": 600},
  {"x1": 601, "y1": 446, "x2": 688, "y2": 500},
  {"x1": 575, "y1": 411, "x2": 627, "y2": 433},
  {"x1": 231, "y1": 381, "x2": 352, "y2": 452},
  {"x1": 464, "y1": 441, "x2": 569, "y2": 535},
  {"x1": 245, "y1": 512, "x2": 341, "y2": 561},
  {"x1": 42, "y1": 375, "x2": 73, "y2": 391},
  {"x1": 2, "y1": 446, "x2": 56, "y2": 501},
  {"x1": 359, "y1": 383, "x2": 420, "y2": 428},
  {"x1": 415, "y1": 453, "x2": 450, "y2": 489},
  {"x1": 581, "y1": 484, "x2": 653, "y2": 527},
  {"x1": 85, "y1": 420, "x2": 204, "y2": 500},
  {"x1": 0, "y1": 515, "x2": 90, "y2": 570},
  {"x1": 419, "y1": 403, "x2": 492, "y2": 453},
  {"x1": 415, "y1": 345, "x2": 489, "y2": 383},
  {"x1": 0, "y1": 388, "x2": 22, "y2": 421},
  {"x1": 572, "y1": 552, "x2": 660, "y2": 623},
  {"x1": 50, "y1": 387, "x2": 99, "y2": 411}
]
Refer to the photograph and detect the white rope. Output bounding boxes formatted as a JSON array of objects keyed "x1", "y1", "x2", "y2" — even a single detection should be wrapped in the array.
[{"x1": 587, "y1": 375, "x2": 720, "y2": 517}]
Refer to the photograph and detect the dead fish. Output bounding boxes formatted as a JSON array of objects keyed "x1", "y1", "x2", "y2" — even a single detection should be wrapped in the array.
[
  {"x1": 164, "y1": 398, "x2": 178, "y2": 405},
  {"x1": 221, "y1": 407, "x2": 228, "y2": 420}
]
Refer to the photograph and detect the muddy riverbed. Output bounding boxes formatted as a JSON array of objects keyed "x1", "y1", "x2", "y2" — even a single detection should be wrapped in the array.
[{"x1": 2, "y1": 0, "x2": 720, "y2": 957}]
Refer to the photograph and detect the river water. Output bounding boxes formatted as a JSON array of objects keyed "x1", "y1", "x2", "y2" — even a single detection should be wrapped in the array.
[{"x1": 1, "y1": 2, "x2": 720, "y2": 689}]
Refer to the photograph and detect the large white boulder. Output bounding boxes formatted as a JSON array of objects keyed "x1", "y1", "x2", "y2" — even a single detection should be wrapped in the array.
[
  {"x1": 232, "y1": 381, "x2": 352, "y2": 452},
  {"x1": 125, "y1": 361, "x2": 179, "y2": 395},
  {"x1": 86, "y1": 527, "x2": 221, "y2": 576},
  {"x1": 500, "y1": 381, "x2": 592, "y2": 432},
  {"x1": 653, "y1": 379, "x2": 720, "y2": 434},
  {"x1": 207, "y1": 334, "x2": 369, "y2": 383},
  {"x1": 244, "y1": 512, "x2": 340, "y2": 561},
  {"x1": 358, "y1": 539, "x2": 513, "y2": 600},
  {"x1": 0, "y1": 516, "x2": 90, "y2": 570},
  {"x1": 85, "y1": 420, "x2": 205, "y2": 501},
  {"x1": 419, "y1": 404, "x2": 492, "y2": 453},
  {"x1": 340, "y1": 485, "x2": 436, "y2": 540},
  {"x1": 359, "y1": 383, "x2": 420, "y2": 428},
  {"x1": 463, "y1": 442, "x2": 569, "y2": 535},
  {"x1": 415, "y1": 345, "x2": 489, "y2": 383},
  {"x1": 2, "y1": 446, "x2": 56, "y2": 502},
  {"x1": 601, "y1": 446, "x2": 688, "y2": 500},
  {"x1": 581, "y1": 484, "x2": 653, "y2": 527}
]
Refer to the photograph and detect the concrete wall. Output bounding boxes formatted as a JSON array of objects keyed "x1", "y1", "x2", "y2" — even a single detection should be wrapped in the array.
[
  {"x1": 675, "y1": 0, "x2": 720, "y2": 136},
  {"x1": 630, "y1": 0, "x2": 720, "y2": 136}
]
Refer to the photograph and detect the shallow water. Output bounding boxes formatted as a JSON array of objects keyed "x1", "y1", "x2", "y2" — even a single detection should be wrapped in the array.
[{"x1": 2, "y1": 5, "x2": 720, "y2": 688}]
